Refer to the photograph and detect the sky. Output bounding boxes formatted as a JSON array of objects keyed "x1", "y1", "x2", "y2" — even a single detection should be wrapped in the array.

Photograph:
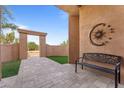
[{"x1": 6, "y1": 5, "x2": 68, "y2": 45}]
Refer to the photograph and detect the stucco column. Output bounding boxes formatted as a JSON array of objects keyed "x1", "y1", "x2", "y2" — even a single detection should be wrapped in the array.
[
  {"x1": 19, "y1": 33, "x2": 27, "y2": 59},
  {"x1": 39, "y1": 36, "x2": 46, "y2": 57},
  {"x1": 69, "y1": 15, "x2": 79, "y2": 64}
]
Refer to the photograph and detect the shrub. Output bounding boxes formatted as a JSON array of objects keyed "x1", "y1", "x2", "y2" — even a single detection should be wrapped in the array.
[{"x1": 27, "y1": 42, "x2": 38, "y2": 51}]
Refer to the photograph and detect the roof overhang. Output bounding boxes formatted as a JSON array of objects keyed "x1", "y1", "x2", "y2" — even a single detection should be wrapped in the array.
[{"x1": 57, "y1": 5, "x2": 81, "y2": 16}]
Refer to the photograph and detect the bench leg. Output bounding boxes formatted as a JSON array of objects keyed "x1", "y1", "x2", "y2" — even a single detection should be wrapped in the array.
[
  {"x1": 82, "y1": 64, "x2": 83, "y2": 70},
  {"x1": 115, "y1": 70, "x2": 118, "y2": 88},
  {"x1": 75, "y1": 62, "x2": 77, "y2": 73},
  {"x1": 118, "y1": 70, "x2": 121, "y2": 83}
]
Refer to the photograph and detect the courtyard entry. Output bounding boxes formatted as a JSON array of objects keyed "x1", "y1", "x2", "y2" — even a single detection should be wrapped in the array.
[
  {"x1": 18, "y1": 28, "x2": 47, "y2": 59},
  {"x1": 27, "y1": 35, "x2": 39, "y2": 58}
]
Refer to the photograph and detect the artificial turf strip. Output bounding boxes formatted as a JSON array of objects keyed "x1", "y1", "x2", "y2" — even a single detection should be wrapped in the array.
[
  {"x1": 47, "y1": 56, "x2": 68, "y2": 64},
  {"x1": 2, "y1": 60, "x2": 21, "y2": 78}
]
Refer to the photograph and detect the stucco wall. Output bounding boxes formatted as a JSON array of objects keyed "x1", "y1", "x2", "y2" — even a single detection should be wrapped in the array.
[
  {"x1": 79, "y1": 5, "x2": 124, "y2": 83},
  {"x1": 46, "y1": 45, "x2": 68, "y2": 56},
  {"x1": 0, "y1": 44, "x2": 19, "y2": 63}
]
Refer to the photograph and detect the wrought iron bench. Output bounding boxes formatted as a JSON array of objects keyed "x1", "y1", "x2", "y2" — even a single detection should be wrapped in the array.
[{"x1": 75, "y1": 53, "x2": 122, "y2": 88}]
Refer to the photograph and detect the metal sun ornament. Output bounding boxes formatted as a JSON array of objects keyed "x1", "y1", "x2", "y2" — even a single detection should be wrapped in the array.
[{"x1": 89, "y1": 23, "x2": 115, "y2": 46}]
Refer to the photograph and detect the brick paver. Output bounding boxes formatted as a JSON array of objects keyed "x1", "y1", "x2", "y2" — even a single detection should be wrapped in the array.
[{"x1": 0, "y1": 57, "x2": 124, "y2": 88}]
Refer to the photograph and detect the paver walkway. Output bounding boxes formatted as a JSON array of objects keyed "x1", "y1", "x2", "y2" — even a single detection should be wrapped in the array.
[{"x1": 0, "y1": 57, "x2": 124, "y2": 88}]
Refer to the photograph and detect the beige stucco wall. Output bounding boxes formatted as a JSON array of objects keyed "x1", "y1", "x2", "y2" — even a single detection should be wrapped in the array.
[
  {"x1": 0, "y1": 44, "x2": 19, "y2": 63},
  {"x1": 46, "y1": 45, "x2": 68, "y2": 56},
  {"x1": 79, "y1": 5, "x2": 124, "y2": 83},
  {"x1": 0, "y1": 43, "x2": 67, "y2": 62}
]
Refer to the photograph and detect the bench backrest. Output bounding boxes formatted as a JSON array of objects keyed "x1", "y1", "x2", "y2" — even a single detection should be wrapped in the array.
[{"x1": 83, "y1": 53, "x2": 122, "y2": 65}]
